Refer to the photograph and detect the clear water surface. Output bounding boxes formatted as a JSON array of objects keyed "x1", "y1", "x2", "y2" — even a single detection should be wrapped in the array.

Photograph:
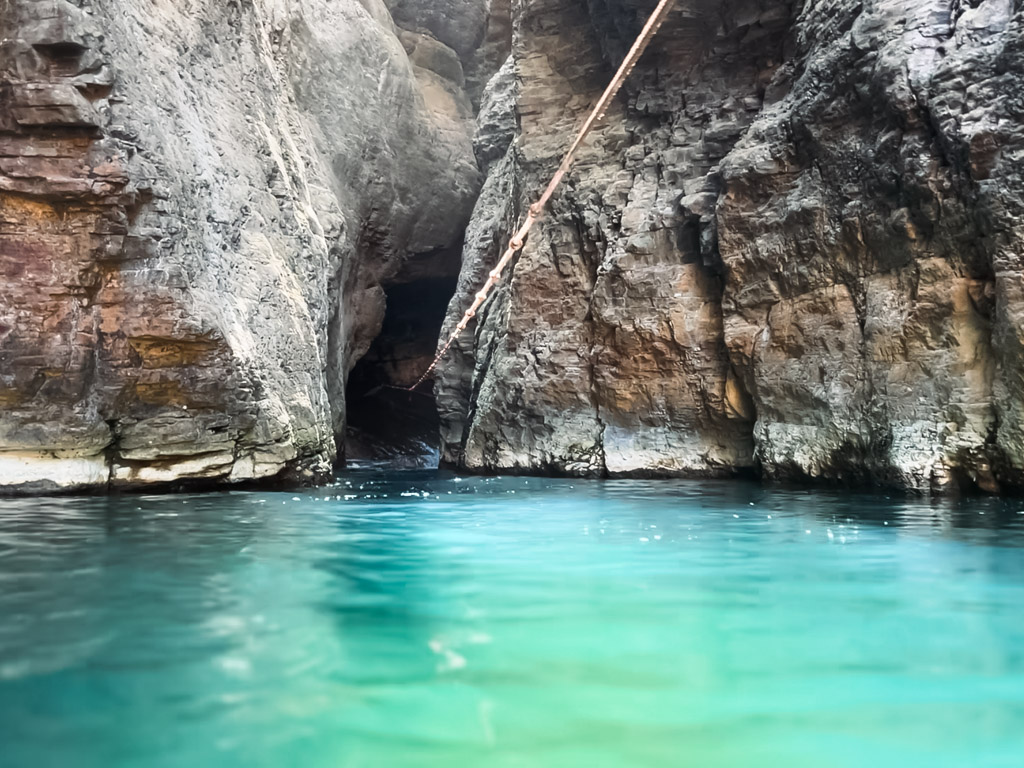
[{"x1": 2, "y1": 471, "x2": 1024, "y2": 767}]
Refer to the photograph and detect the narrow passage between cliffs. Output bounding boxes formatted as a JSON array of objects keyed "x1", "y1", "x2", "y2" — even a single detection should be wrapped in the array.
[{"x1": 344, "y1": 273, "x2": 459, "y2": 468}]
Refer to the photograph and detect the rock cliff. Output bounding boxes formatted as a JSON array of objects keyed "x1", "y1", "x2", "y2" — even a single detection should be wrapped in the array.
[
  {"x1": 4, "y1": 0, "x2": 1023, "y2": 495},
  {"x1": 0, "y1": 0, "x2": 483, "y2": 492},
  {"x1": 438, "y1": 0, "x2": 1024, "y2": 493}
]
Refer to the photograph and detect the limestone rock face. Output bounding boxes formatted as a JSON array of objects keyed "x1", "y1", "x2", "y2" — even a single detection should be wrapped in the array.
[
  {"x1": 6, "y1": 0, "x2": 1023, "y2": 495},
  {"x1": 0, "y1": 0, "x2": 481, "y2": 493},
  {"x1": 718, "y1": 0, "x2": 1023, "y2": 492},
  {"x1": 438, "y1": 0, "x2": 1024, "y2": 492}
]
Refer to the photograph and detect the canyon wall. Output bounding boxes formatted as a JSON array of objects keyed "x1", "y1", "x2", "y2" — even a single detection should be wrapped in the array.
[
  {"x1": 0, "y1": 0, "x2": 483, "y2": 492},
  {"x1": 4, "y1": 0, "x2": 1022, "y2": 494},
  {"x1": 438, "y1": 0, "x2": 1024, "y2": 492}
]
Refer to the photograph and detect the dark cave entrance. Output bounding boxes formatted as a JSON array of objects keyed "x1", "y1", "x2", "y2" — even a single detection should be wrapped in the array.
[{"x1": 343, "y1": 262, "x2": 460, "y2": 468}]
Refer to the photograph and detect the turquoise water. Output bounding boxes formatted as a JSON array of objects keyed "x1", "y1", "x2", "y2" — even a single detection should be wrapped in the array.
[{"x1": 2, "y1": 472, "x2": 1024, "y2": 767}]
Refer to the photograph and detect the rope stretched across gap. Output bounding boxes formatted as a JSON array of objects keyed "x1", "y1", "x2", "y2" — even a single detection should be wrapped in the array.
[{"x1": 408, "y1": 0, "x2": 679, "y2": 391}]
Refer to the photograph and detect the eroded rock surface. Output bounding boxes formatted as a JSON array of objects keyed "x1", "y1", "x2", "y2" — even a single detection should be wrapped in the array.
[
  {"x1": 438, "y1": 0, "x2": 1024, "y2": 492},
  {"x1": 0, "y1": 0, "x2": 482, "y2": 492},
  {"x1": 6, "y1": 0, "x2": 1023, "y2": 495}
]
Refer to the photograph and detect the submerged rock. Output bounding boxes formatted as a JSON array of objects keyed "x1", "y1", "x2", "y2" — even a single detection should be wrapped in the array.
[{"x1": 437, "y1": 0, "x2": 1024, "y2": 493}]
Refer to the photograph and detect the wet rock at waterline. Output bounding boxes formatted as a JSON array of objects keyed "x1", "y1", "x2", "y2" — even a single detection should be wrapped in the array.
[
  {"x1": 437, "y1": 0, "x2": 1024, "y2": 493},
  {"x1": 0, "y1": 0, "x2": 484, "y2": 492}
]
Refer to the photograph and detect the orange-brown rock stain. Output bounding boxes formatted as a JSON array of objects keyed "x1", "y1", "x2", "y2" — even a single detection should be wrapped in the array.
[{"x1": 127, "y1": 336, "x2": 222, "y2": 369}]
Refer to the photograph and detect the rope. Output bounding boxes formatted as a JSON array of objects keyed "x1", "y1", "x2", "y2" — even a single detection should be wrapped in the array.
[{"x1": 408, "y1": 0, "x2": 679, "y2": 391}]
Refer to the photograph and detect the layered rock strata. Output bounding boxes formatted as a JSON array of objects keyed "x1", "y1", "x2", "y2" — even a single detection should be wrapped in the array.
[
  {"x1": 5, "y1": 0, "x2": 1022, "y2": 495},
  {"x1": 0, "y1": 0, "x2": 482, "y2": 492},
  {"x1": 438, "y1": 0, "x2": 1024, "y2": 492}
]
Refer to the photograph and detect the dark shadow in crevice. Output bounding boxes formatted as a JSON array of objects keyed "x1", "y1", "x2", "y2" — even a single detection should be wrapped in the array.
[{"x1": 344, "y1": 275, "x2": 459, "y2": 468}]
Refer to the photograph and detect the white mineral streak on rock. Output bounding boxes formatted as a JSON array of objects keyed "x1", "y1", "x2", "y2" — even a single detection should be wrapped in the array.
[{"x1": 0, "y1": 454, "x2": 110, "y2": 493}]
